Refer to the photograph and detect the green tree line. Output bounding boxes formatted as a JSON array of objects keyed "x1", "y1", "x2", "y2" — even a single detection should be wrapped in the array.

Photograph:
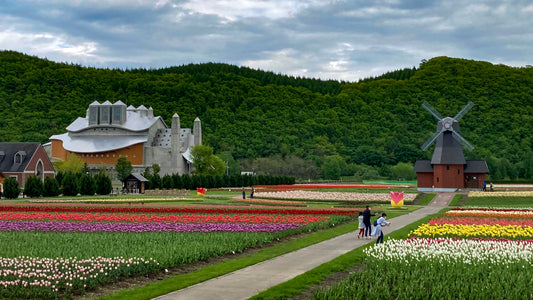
[{"x1": 0, "y1": 51, "x2": 531, "y2": 180}]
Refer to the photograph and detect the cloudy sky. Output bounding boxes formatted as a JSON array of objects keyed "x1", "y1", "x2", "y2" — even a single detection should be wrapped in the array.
[{"x1": 1, "y1": 0, "x2": 532, "y2": 82}]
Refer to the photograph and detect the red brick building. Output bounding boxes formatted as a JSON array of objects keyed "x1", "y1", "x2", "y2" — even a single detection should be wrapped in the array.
[{"x1": 0, "y1": 142, "x2": 55, "y2": 191}]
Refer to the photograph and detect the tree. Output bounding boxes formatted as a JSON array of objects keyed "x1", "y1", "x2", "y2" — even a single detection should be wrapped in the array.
[
  {"x1": 43, "y1": 177, "x2": 61, "y2": 197},
  {"x1": 149, "y1": 174, "x2": 161, "y2": 189},
  {"x1": 61, "y1": 172, "x2": 79, "y2": 196},
  {"x1": 79, "y1": 173, "x2": 96, "y2": 196},
  {"x1": 390, "y1": 162, "x2": 416, "y2": 180},
  {"x1": 53, "y1": 153, "x2": 85, "y2": 174},
  {"x1": 162, "y1": 174, "x2": 173, "y2": 189},
  {"x1": 24, "y1": 176, "x2": 43, "y2": 198},
  {"x1": 152, "y1": 164, "x2": 161, "y2": 175},
  {"x1": 191, "y1": 145, "x2": 226, "y2": 176},
  {"x1": 115, "y1": 156, "x2": 133, "y2": 186},
  {"x1": 3, "y1": 177, "x2": 20, "y2": 199},
  {"x1": 322, "y1": 156, "x2": 342, "y2": 180},
  {"x1": 95, "y1": 172, "x2": 112, "y2": 195}
]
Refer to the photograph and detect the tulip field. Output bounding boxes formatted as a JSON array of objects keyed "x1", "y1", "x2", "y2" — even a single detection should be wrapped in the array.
[
  {"x1": 315, "y1": 205, "x2": 533, "y2": 299},
  {"x1": 254, "y1": 190, "x2": 417, "y2": 203},
  {"x1": 0, "y1": 202, "x2": 357, "y2": 299}
]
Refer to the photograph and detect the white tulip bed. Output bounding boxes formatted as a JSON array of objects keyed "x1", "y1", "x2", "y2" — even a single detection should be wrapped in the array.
[{"x1": 254, "y1": 190, "x2": 416, "y2": 203}]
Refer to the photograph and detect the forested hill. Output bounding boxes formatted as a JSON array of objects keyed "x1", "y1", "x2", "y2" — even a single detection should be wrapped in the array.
[{"x1": 0, "y1": 51, "x2": 532, "y2": 179}]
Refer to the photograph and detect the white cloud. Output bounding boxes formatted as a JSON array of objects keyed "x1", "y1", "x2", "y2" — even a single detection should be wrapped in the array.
[
  {"x1": 180, "y1": 0, "x2": 329, "y2": 21},
  {"x1": 0, "y1": 26, "x2": 102, "y2": 63}
]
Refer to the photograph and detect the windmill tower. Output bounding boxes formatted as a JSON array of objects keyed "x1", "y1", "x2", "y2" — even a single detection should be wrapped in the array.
[{"x1": 414, "y1": 101, "x2": 489, "y2": 191}]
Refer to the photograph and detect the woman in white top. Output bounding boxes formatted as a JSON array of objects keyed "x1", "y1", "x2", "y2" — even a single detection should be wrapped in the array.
[
  {"x1": 371, "y1": 213, "x2": 390, "y2": 244},
  {"x1": 357, "y1": 212, "x2": 365, "y2": 238}
]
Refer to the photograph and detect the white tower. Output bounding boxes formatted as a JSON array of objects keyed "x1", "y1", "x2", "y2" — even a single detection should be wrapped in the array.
[
  {"x1": 171, "y1": 113, "x2": 183, "y2": 172},
  {"x1": 193, "y1": 117, "x2": 202, "y2": 145}
]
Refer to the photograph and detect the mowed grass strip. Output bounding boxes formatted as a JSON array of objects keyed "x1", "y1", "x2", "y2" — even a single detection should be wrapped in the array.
[{"x1": 465, "y1": 196, "x2": 533, "y2": 207}]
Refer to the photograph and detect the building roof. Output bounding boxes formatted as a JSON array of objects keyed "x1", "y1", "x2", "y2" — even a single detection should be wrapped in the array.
[
  {"x1": 126, "y1": 173, "x2": 149, "y2": 182},
  {"x1": 66, "y1": 110, "x2": 164, "y2": 132},
  {"x1": 182, "y1": 147, "x2": 193, "y2": 163},
  {"x1": 431, "y1": 132, "x2": 467, "y2": 164},
  {"x1": 49, "y1": 133, "x2": 148, "y2": 153},
  {"x1": 414, "y1": 160, "x2": 433, "y2": 172},
  {"x1": 464, "y1": 160, "x2": 490, "y2": 173},
  {"x1": 0, "y1": 142, "x2": 40, "y2": 172}
]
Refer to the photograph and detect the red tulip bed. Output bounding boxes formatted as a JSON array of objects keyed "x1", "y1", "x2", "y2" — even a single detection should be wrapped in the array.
[
  {"x1": 316, "y1": 207, "x2": 533, "y2": 299},
  {"x1": 0, "y1": 202, "x2": 356, "y2": 299}
]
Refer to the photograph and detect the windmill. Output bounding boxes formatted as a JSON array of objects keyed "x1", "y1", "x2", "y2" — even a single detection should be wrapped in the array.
[
  {"x1": 421, "y1": 101, "x2": 474, "y2": 153},
  {"x1": 414, "y1": 101, "x2": 489, "y2": 191}
]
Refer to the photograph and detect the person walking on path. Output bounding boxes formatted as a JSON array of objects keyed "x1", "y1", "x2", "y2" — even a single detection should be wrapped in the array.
[
  {"x1": 242, "y1": 187, "x2": 246, "y2": 199},
  {"x1": 250, "y1": 187, "x2": 255, "y2": 199},
  {"x1": 363, "y1": 205, "x2": 372, "y2": 239},
  {"x1": 357, "y1": 212, "x2": 365, "y2": 239},
  {"x1": 371, "y1": 213, "x2": 391, "y2": 244}
]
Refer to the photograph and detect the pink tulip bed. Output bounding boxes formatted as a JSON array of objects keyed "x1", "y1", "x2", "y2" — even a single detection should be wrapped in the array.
[
  {"x1": 0, "y1": 202, "x2": 355, "y2": 299},
  {"x1": 254, "y1": 190, "x2": 417, "y2": 203}
]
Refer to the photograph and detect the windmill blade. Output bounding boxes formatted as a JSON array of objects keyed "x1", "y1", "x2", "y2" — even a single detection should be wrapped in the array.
[
  {"x1": 421, "y1": 130, "x2": 442, "y2": 151},
  {"x1": 422, "y1": 102, "x2": 443, "y2": 120},
  {"x1": 451, "y1": 130, "x2": 474, "y2": 151},
  {"x1": 453, "y1": 101, "x2": 475, "y2": 121}
]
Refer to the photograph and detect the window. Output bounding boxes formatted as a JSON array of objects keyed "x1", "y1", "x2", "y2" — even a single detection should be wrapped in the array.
[
  {"x1": 446, "y1": 165, "x2": 450, "y2": 170},
  {"x1": 436, "y1": 177, "x2": 439, "y2": 183},
  {"x1": 36, "y1": 161, "x2": 44, "y2": 180},
  {"x1": 112, "y1": 106, "x2": 122, "y2": 123},
  {"x1": 14, "y1": 153, "x2": 22, "y2": 164},
  {"x1": 457, "y1": 169, "x2": 460, "y2": 175},
  {"x1": 100, "y1": 106, "x2": 110, "y2": 124},
  {"x1": 89, "y1": 106, "x2": 99, "y2": 125}
]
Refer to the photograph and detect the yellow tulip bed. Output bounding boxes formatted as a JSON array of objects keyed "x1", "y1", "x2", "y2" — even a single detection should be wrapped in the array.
[{"x1": 410, "y1": 223, "x2": 533, "y2": 239}]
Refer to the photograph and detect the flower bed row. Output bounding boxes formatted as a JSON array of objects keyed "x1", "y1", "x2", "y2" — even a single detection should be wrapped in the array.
[
  {"x1": 0, "y1": 204, "x2": 357, "y2": 216},
  {"x1": 446, "y1": 207, "x2": 533, "y2": 218},
  {"x1": 254, "y1": 191, "x2": 416, "y2": 202},
  {"x1": 0, "y1": 220, "x2": 303, "y2": 233},
  {"x1": 366, "y1": 237, "x2": 533, "y2": 264},
  {"x1": 468, "y1": 191, "x2": 533, "y2": 197},
  {"x1": 229, "y1": 199, "x2": 306, "y2": 206},
  {"x1": 0, "y1": 256, "x2": 159, "y2": 299},
  {"x1": 0, "y1": 212, "x2": 328, "y2": 224}
]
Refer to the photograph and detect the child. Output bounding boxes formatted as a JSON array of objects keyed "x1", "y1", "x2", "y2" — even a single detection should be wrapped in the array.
[
  {"x1": 371, "y1": 213, "x2": 391, "y2": 244},
  {"x1": 357, "y1": 211, "x2": 365, "y2": 239}
]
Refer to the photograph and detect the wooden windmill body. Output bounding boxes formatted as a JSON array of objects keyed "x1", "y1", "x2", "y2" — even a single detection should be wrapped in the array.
[{"x1": 414, "y1": 102, "x2": 489, "y2": 191}]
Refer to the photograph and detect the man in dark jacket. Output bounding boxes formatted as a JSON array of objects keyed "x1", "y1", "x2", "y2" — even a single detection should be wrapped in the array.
[{"x1": 363, "y1": 205, "x2": 372, "y2": 239}]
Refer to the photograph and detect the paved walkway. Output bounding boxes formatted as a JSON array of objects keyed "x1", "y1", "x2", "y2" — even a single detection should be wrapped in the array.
[{"x1": 154, "y1": 193, "x2": 453, "y2": 300}]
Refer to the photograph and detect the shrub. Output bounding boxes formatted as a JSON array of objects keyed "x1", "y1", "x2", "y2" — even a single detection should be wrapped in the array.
[
  {"x1": 79, "y1": 173, "x2": 96, "y2": 196},
  {"x1": 61, "y1": 172, "x2": 79, "y2": 196},
  {"x1": 95, "y1": 172, "x2": 112, "y2": 195},
  {"x1": 162, "y1": 174, "x2": 173, "y2": 189},
  {"x1": 43, "y1": 177, "x2": 61, "y2": 197},
  {"x1": 24, "y1": 176, "x2": 43, "y2": 198},
  {"x1": 3, "y1": 177, "x2": 20, "y2": 199}
]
